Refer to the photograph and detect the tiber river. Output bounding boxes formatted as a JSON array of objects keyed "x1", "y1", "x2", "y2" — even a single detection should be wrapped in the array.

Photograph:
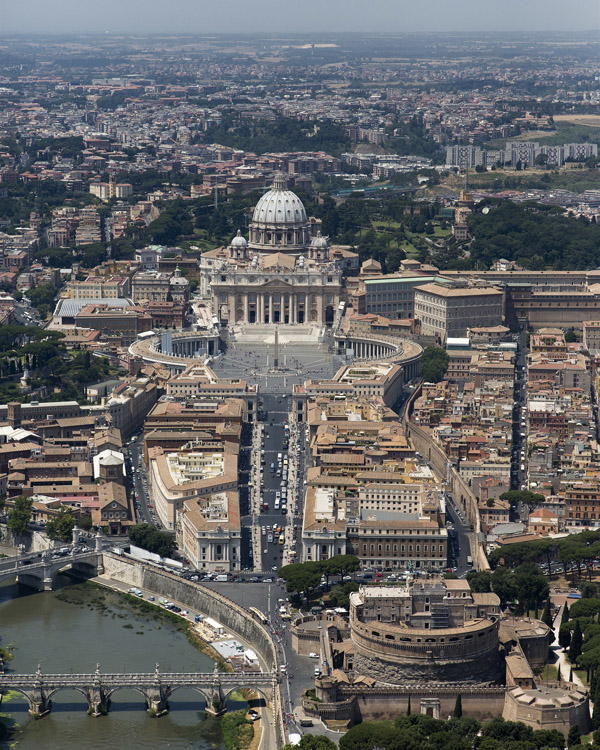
[{"x1": 0, "y1": 575, "x2": 239, "y2": 749}]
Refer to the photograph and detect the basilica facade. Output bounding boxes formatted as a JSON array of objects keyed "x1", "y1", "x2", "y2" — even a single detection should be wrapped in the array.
[{"x1": 199, "y1": 173, "x2": 358, "y2": 327}]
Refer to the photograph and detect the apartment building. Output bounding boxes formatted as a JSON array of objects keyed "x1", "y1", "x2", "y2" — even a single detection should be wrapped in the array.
[
  {"x1": 178, "y1": 491, "x2": 241, "y2": 572},
  {"x1": 67, "y1": 275, "x2": 130, "y2": 300},
  {"x1": 148, "y1": 444, "x2": 238, "y2": 530}
]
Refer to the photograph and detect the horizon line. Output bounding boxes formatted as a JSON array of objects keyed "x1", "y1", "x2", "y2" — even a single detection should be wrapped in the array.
[{"x1": 1, "y1": 29, "x2": 600, "y2": 37}]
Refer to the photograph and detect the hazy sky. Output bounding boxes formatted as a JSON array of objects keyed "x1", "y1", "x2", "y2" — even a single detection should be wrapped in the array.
[{"x1": 4, "y1": 0, "x2": 600, "y2": 34}]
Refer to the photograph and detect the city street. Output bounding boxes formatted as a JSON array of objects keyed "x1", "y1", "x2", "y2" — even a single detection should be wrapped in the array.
[
  {"x1": 511, "y1": 330, "x2": 529, "y2": 516},
  {"x1": 210, "y1": 337, "x2": 335, "y2": 573},
  {"x1": 128, "y1": 434, "x2": 154, "y2": 526}
]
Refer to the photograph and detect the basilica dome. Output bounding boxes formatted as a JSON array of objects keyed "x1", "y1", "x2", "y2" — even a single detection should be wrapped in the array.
[
  {"x1": 251, "y1": 172, "x2": 307, "y2": 226},
  {"x1": 230, "y1": 229, "x2": 248, "y2": 249}
]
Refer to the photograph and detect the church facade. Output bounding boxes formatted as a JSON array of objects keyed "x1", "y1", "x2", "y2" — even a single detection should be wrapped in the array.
[{"x1": 199, "y1": 173, "x2": 358, "y2": 327}]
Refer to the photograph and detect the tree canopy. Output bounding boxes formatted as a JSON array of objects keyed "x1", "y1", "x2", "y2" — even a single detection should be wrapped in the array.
[
  {"x1": 7, "y1": 496, "x2": 32, "y2": 536},
  {"x1": 128, "y1": 524, "x2": 176, "y2": 558},
  {"x1": 468, "y1": 200, "x2": 600, "y2": 270},
  {"x1": 45, "y1": 506, "x2": 75, "y2": 542},
  {"x1": 421, "y1": 346, "x2": 449, "y2": 383},
  {"x1": 278, "y1": 555, "x2": 360, "y2": 601},
  {"x1": 339, "y1": 714, "x2": 565, "y2": 750}
]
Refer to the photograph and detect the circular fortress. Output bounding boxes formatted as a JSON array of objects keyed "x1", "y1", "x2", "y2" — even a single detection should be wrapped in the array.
[{"x1": 349, "y1": 578, "x2": 503, "y2": 684}]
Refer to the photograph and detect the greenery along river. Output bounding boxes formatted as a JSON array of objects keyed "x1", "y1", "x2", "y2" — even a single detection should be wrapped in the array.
[{"x1": 0, "y1": 576, "x2": 242, "y2": 750}]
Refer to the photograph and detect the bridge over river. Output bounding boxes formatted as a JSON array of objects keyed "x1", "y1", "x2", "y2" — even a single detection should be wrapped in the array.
[
  {"x1": 0, "y1": 664, "x2": 280, "y2": 718},
  {"x1": 0, "y1": 546, "x2": 103, "y2": 591}
]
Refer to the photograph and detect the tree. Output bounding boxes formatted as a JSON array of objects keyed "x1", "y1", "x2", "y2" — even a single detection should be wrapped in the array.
[
  {"x1": 421, "y1": 346, "x2": 449, "y2": 383},
  {"x1": 466, "y1": 570, "x2": 492, "y2": 593},
  {"x1": 514, "y1": 562, "x2": 549, "y2": 613},
  {"x1": 561, "y1": 601, "x2": 569, "y2": 625},
  {"x1": 567, "y1": 725, "x2": 580, "y2": 748},
  {"x1": 25, "y1": 284, "x2": 56, "y2": 310},
  {"x1": 564, "y1": 329, "x2": 578, "y2": 343},
  {"x1": 407, "y1": 694, "x2": 411, "y2": 715},
  {"x1": 45, "y1": 506, "x2": 75, "y2": 542},
  {"x1": 499, "y1": 490, "x2": 545, "y2": 509},
  {"x1": 491, "y1": 566, "x2": 518, "y2": 605},
  {"x1": 592, "y1": 681, "x2": 600, "y2": 729},
  {"x1": 7, "y1": 496, "x2": 32, "y2": 536},
  {"x1": 278, "y1": 562, "x2": 322, "y2": 601},
  {"x1": 569, "y1": 620, "x2": 583, "y2": 664},
  {"x1": 284, "y1": 735, "x2": 337, "y2": 750},
  {"x1": 541, "y1": 599, "x2": 553, "y2": 631},
  {"x1": 328, "y1": 581, "x2": 359, "y2": 610},
  {"x1": 323, "y1": 554, "x2": 360, "y2": 580},
  {"x1": 128, "y1": 524, "x2": 176, "y2": 558},
  {"x1": 559, "y1": 623, "x2": 572, "y2": 650},
  {"x1": 453, "y1": 693, "x2": 463, "y2": 718}
]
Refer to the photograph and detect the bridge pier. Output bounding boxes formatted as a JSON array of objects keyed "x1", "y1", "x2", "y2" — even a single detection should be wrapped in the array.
[
  {"x1": 145, "y1": 664, "x2": 169, "y2": 717},
  {"x1": 42, "y1": 574, "x2": 54, "y2": 592},
  {"x1": 205, "y1": 664, "x2": 227, "y2": 716},
  {"x1": 145, "y1": 688, "x2": 169, "y2": 717},
  {"x1": 205, "y1": 685, "x2": 227, "y2": 716},
  {"x1": 28, "y1": 667, "x2": 53, "y2": 717},
  {"x1": 86, "y1": 687, "x2": 111, "y2": 716},
  {"x1": 27, "y1": 689, "x2": 52, "y2": 717},
  {"x1": 204, "y1": 662, "x2": 227, "y2": 716}
]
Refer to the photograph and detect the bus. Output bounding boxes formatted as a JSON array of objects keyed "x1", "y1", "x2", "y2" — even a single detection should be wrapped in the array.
[
  {"x1": 249, "y1": 606, "x2": 268, "y2": 625},
  {"x1": 467, "y1": 555, "x2": 473, "y2": 567}
]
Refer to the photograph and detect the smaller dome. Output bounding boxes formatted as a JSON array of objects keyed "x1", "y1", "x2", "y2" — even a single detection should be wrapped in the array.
[
  {"x1": 230, "y1": 229, "x2": 247, "y2": 248},
  {"x1": 170, "y1": 269, "x2": 189, "y2": 286},
  {"x1": 311, "y1": 231, "x2": 328, "y2": 249}
]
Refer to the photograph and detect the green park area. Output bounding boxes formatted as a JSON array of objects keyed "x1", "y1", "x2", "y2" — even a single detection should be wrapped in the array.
[{"x1": 486, "y1": 120, "x2": 600, "y2": 149}]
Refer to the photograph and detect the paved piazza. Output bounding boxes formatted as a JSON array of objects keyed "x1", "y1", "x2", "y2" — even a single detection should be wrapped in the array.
[{"x1": 210, "y1": 325, "x2": 346, "y2": 390}]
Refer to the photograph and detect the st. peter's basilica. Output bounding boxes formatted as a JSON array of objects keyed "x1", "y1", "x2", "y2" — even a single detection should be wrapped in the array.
[{"x1": 199, "y1": 173, "x2": 358, "y2": 328}]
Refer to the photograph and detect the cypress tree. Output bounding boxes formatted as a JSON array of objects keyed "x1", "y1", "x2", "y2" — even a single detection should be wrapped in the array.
[
  {"x1": 561, "y1": 602, "x2": 569, "y2": 625},
  {"x1": 559, "y1": 623, "x2": 571, "y2": 650},
  {"x1": 557, "y1": 665, "x2": 561, "y2": 683},
  {"x1": 541, "y1": 599, "x2": 553, "y2": 630},
  {"x1": 569, "y1": 620, "x2": 583, "y2": 664},
  {"x1": 407, "y1": 694, "x2": 411, "y2": 716},
  {"x1": 453, "y1": 694, "x2": 462, "y2": 718},
  {"x1": 593, "y1": 682, "x2": 600, "y2": 730},
  {"x1": 569, "y1": 666, "x2": 573, "y2": 682}
]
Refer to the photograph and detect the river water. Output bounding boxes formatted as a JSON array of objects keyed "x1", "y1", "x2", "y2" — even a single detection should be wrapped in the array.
[{"x1": 0, "y1": 576, "x2": 233, "y2": 750}]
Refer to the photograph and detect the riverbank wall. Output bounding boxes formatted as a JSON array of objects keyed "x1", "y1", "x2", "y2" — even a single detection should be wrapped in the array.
[{"x1": 0, "y1": 524, "x2": 54, "y2": 555}]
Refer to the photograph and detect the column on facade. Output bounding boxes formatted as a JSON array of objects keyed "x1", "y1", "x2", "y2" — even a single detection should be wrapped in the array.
[
  {"x1": 290, "y1": 295, "x2": 296, "y2": 324},
  {"x1": 318, "y1": 295, "x2": 325, "y2": 325},
  {"x1": 258, "y1": 295, "x2": 263, "y2": 324},
  {"x1": 244, "y1": 295, "x2": 250, "y2": 323},
  {"x1": 268, "y1": 295, "x2": 273, "y2": 324},
  {"x1": 229, "y1": 294, "x2": 236, "y2": 325}
]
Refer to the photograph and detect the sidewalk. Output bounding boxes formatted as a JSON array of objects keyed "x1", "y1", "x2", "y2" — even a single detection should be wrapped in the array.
[{"x1": 551, "y1": 602, "x2": 587, "y2": 693}]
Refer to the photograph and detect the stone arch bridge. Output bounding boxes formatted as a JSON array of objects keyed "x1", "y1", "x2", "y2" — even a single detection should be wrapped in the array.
[
  {"x1": 0, "y1": 548, "x2": 104, "y2": 591},
  {"x1": 0, "y1": 664, "x2": 279, "y2": 718}
]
